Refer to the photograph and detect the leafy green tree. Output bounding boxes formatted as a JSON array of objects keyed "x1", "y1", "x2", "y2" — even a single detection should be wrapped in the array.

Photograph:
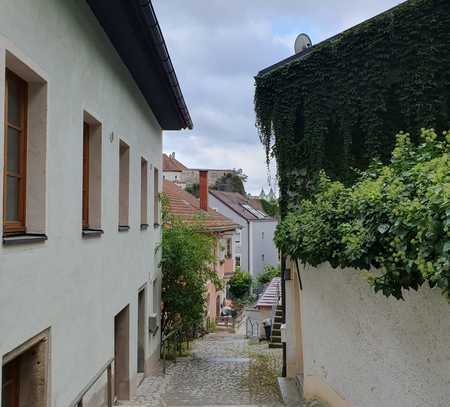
[
  {"x1": 260, "y1": 198, "x2": 279, "y2": 219},
  {"x1": 159, "y1": 196, "x2": 220, "y2": 336},
  {"x1": 275, "y1": 129, "x2": 450, "y2": 299},
  {"x1": 228, "y1": 268, "x2": 252, "y2": 299},
  {"x1": 257, "y1": 265, "x2": 280, "y2": 286},
  {"x1": 212, "y1": 172, "x2": 247, "y2": 195},
  {"x1": 185, "y1": 183, "x2": 200, "y2": 198}
]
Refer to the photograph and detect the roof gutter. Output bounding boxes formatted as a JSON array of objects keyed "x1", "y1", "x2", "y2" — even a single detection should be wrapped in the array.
[{"x1": 138, "y1": 0, "x2": 193, "y2": 129}]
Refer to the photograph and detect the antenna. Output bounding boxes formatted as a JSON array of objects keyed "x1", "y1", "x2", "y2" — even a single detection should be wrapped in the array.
[{"x1": 294, "y1": 33, "x2": 312, "y2": 54}]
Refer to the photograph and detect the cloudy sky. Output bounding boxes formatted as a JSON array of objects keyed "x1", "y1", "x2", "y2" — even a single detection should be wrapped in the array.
[{"x1": 153, "y1": 0, "x2": 403, "y2": 196}]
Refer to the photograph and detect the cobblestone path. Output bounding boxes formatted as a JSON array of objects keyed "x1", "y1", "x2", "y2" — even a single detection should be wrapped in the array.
[{"x1": 129, "y1": 330, "x2": 284, "y2": 406}]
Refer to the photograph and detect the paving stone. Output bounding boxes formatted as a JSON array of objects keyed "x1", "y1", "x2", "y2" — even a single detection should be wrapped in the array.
[{"x1": 129, "y1": 332, "x2": 284, "y2": 407}]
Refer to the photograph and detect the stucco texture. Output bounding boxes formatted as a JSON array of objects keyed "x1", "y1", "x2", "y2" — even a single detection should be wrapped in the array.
[
  {"x1": 0, "y1": 1, "x2": 162, "y2": 406},
  {"x1": 300, "y1": 264, "x2": 450, "y2": 407}
]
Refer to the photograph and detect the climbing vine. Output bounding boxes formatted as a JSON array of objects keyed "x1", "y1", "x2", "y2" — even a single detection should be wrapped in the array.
[
  {"x1": 274, "y1": 129, "x2": 450, "y2": 299},
  {"x1": 255, "y1": 0, "x2": 450, "y2": 217}
]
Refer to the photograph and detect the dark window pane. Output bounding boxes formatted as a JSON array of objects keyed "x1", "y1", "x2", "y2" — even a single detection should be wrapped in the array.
[
  {"x1": 7, "y1": 127, "x2": 20, "y2": 174},
  {"x1": 6, "y1": 176, "x2": 19, "y2": 221},
  {"x1": 7, "y1": 78, "x2": 21, "y2": 126}
]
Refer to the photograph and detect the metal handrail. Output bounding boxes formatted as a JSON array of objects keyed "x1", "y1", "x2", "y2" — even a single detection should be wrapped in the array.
[
  {"x1": 69, "y1": 358, "x2": 114, "y2": 407},
  {"x1": 246, "y1": 318, "x2": 259, "y2": 338}
]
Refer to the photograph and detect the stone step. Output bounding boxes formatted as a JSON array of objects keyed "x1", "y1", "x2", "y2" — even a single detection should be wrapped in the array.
[
  {"x1": 274, "y1": 316, "x2": 283, "y2": 323},
  {"x1": 271, "y1": 336, "x2": 282, "y2": 343},
  {"x1": 272, "y1": 329, "x2": 281, "y2": 336},
  {"x1": 269, "y1": 342, "x2": 283, "y2": 349},
  {"x1": 277, "y1": 377, "x2": 303, "y2": 407}
]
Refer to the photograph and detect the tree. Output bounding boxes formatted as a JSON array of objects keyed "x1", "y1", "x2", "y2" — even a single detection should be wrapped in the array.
[
  {"x1": 256, "y1": 265, "x2": 280, "y2": 286},
  {"x1": 212, "y1": 171, "x2": 247, "y2": 195},
  {"x1": 185, "y1": 183, "x2": 200, "y2": 198},
  {"x1": 159, "y1": 196, "x2": 220, "y2": 336},
  {"x1": 228, "y1": 268, "x2": 252, "y2": 300},
  {"x1": 260, "y1": 198, "x2": 279, "y2": 219}
]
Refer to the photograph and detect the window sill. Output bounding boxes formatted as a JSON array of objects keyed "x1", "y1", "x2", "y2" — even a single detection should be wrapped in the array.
[
  {"x1": 140, "y1": 224, "x2": 149, "y2": 231},
  {"x1": 3, "y1": 233, "x2": 48, "y2": 246},
  {"x1": 82, "y1": 228, "x2": 104, "y2": 238},
  {"x1": 118, "y1": 225, "x2": 130, "y2": 232}
]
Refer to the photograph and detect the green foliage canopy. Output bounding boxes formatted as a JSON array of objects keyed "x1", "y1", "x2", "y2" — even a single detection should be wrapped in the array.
[
  {"x1": 228, "y1": 268, "x2": 252, "y2": 299},
  {"x1": 213, "y1": 172, "x2": 247, "y2": 195},
  {"x1": 160, "y1": 197, "x2": 220, "y2": 335},
  {"x1": 275, "y1": 129, "x2": 450, "y2": 299},
  {"x1": 260, "y1": 199, "x2": 279, "y2": 219},
  {"x1": 185, "y1": 183, "x2": 200, "y2": 198},
  {"x1": 255, "y1": 0, "x2": 450, "y2": 217},
  {"x1": 257, "y1": 265, "x2": 281, "y2": 286}
]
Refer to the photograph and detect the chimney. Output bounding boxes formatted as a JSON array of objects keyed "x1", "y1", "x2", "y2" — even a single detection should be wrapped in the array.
[{"x1": 199, "y1": 170, "x2": 208, "y2": 211}]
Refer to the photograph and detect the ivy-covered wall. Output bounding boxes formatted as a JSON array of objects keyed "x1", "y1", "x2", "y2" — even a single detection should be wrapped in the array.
[{"x1": 255, "y1": 0, "x2": 450, "y2": 217}]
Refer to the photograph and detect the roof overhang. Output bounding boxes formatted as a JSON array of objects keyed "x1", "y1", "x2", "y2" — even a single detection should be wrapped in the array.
[{"x1": 86, "y1": 0, "x2": 192, "y2": 130}]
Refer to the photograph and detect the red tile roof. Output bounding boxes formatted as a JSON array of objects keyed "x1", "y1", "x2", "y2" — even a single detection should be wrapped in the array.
[
  {"x1": 163, "y1": 154, "x2": 188, "y2": 172},
  {"x1": 163, "y1": 180, "x2": 238, "y2": 232}
]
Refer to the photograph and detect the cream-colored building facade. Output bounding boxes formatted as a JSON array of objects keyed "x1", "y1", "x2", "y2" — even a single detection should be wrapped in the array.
[{"x1": 0, "y1": 1, "x2": 190, "y2": 406}]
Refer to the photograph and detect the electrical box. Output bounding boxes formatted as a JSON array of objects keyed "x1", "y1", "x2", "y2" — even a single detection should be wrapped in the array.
[
  {"x1": 148, "y1": 314, "x2": 159, "y2": 335},
  {"x1": 280, "y1": 323, "x2": 287, "y2": 343}
]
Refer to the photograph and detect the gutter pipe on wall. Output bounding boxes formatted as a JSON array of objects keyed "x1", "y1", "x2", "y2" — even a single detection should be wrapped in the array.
[
  {"x1": 247, "y1": 219, "x2": 251, "y2": 274},
  {"x1": 281, "y1": 254, "x2": 287, "y2": 377},
  {"x1": 138, "y1": 0, "x2": 193, "y2": 129}
]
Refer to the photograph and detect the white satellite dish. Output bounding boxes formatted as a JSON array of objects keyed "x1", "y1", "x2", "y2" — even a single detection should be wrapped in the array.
[{"x1": 294, "y1": 33, "x2": 312, "y2": 54}]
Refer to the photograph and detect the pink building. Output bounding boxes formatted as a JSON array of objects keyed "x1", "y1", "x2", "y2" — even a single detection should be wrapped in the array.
[{"x1": 163, "y1": 171, "x2": 237, "y2": 324}]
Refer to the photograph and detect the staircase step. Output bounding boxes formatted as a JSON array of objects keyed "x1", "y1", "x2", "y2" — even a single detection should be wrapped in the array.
[
  {"x1": 274, "y1": 317, "x2": 283, "y2": 323},
  {"x1": 271, "y1": 336, "x2": 282, "y2": 343},
  {"x1": 269, "y1": 342, "x2": 283, "y2": 349}
]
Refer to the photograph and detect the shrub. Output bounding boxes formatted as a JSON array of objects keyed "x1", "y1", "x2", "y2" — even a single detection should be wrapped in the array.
[
  {"x1": 160, "y1": 196, "x2": 220, "y2": 336},
  {"x1": 257, "y1": 265, "x2": 281, "y2": 286},
  {"x1": 228, "y1": 268, "x2": 252, "y2": 299},
  {"x1": 276, "y1": 129, "x2": 450, "y2": 299}
]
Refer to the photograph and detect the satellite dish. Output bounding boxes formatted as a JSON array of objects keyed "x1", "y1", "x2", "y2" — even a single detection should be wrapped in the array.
[{"x1": 294, "y1": 33, "x2": 312, "y2": 54}]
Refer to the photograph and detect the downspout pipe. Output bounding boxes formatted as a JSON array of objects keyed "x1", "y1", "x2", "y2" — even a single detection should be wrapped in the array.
[
  {"x1": 281, "y1": 254, "x2": 287, "y2": 377},
  {"x1": 247, "y1": 220, "x2": 251, "y2": 274}
]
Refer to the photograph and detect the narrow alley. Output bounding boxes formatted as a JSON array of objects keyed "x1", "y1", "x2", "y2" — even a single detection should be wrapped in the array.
[
  {"x1": 129, "y1": 329, "x2": 283, "y2": 406},
  {"x1": 126, "y1": 329, "x2": 324, "y2": 407}
]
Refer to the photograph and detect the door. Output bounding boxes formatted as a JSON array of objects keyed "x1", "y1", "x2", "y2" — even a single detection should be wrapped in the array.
[
  {"x1": 2, "y1": 357, "x2": 20, "y2": 407},
  {"x1": 137, "y1": 289, "x2": 146, "y2": 373},
  {"x1": 114, "y1": 305, "x2": 130, "y2": 401}
]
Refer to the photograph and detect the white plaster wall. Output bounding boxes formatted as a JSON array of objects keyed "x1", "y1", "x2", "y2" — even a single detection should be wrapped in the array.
[
  {"x1": 208, "y1": 193, "x2": 249, "y2": 272},
  {"x1": 0, "y1": 1, "x2": 162, "y2": 406},
  {"x1": 300, "y1": 264, "x2": 450, "y2": 407},
  {"x1": 250, "y1": 220, "x2": 279, "y2": 277}
]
